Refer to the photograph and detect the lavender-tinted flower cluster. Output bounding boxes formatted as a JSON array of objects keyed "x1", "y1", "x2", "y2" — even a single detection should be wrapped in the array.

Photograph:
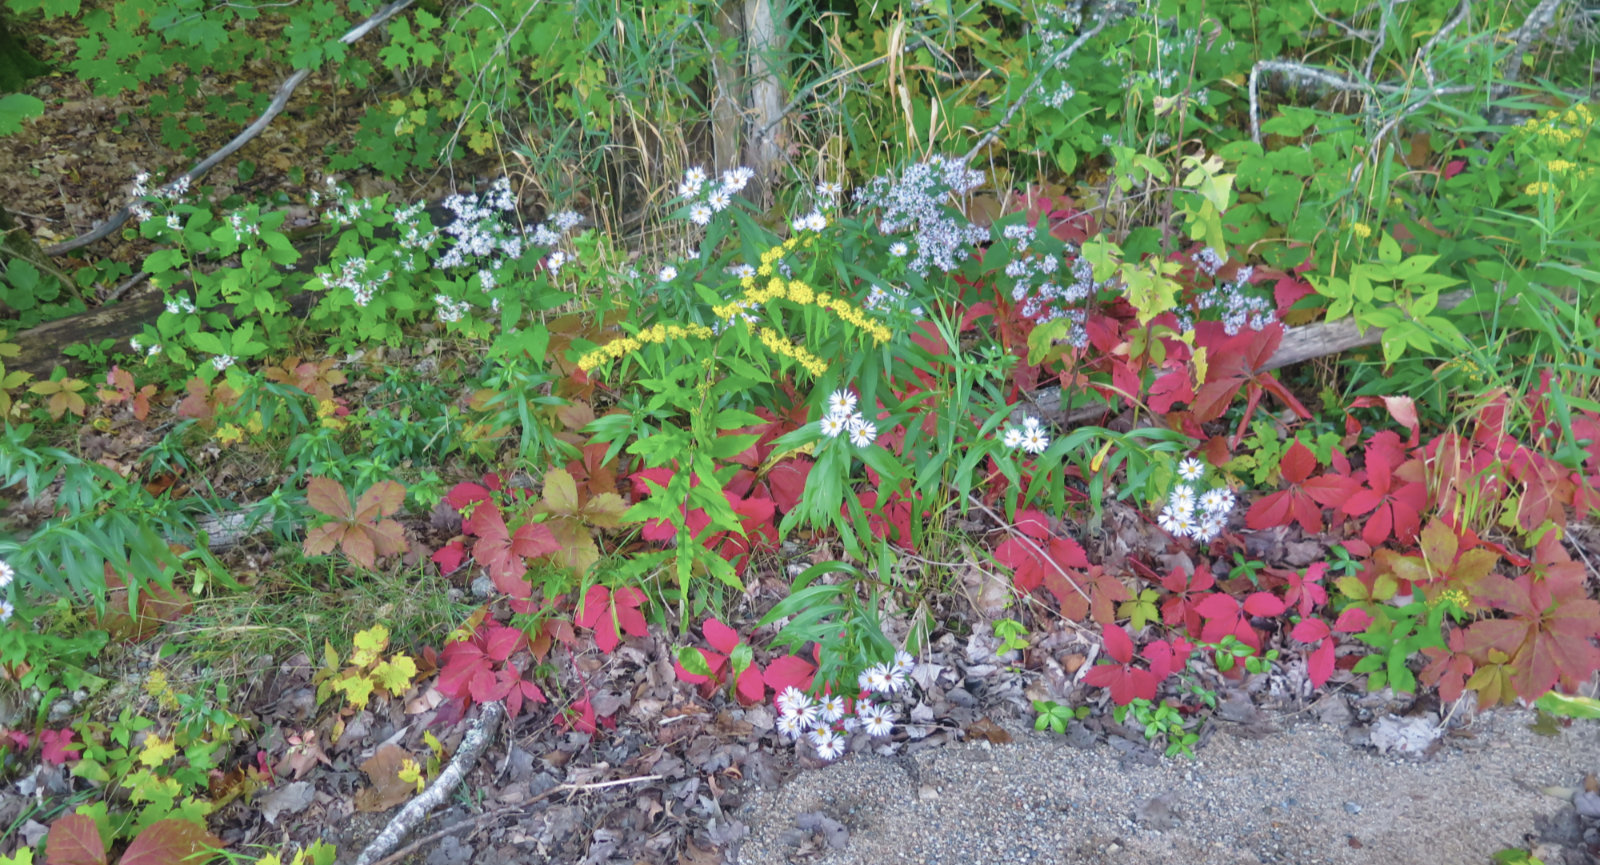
[
  {"x1": 1008, "y1": 238, "x2": 1114, "y2": 348},
  {"x1": 1158, "y1": 458, "x2": 1236, "y2": 542},
  {"x1": 127, "y1": 171, "x2": 192, "y2": 224},
  {"x1": 855, "y1": 155, "x2": 988, "y2": 276},
  {"x1": 1185, "y1": 247, "x2": 1276, "y2": 336},
  {"x1": 773, "y1": 651, "x2": 914, "y2": 761}
]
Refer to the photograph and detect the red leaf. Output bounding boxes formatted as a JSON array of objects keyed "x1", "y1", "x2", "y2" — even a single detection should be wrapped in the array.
[
  {"x1": 1291, "y1": 619, "x2": 1330, "y2": 643},
  {"x1": 1333, "y1": 608, "x2": 1373, "y2": 632},
  {"x1": 431, "y1": 539, "x2": 467, "y2": 573},
  {"x1": 39, "y1": 728, "x2": 79, "y2": 765},
  {"x1": 46, "y1": 813, "x2": 106, "y2": 865},
  {"x1": 734, "y1": 665, "x2": 766, "y2": 705},
  {"x1": 1101, "y1": 624, "x2": 1135, "y2": 664},
  {"x1": 767, "y1": 458, "x2": 812, "y2": 513},
  {"x1": 761, "y1": 655, "x2": 815, "y2": 694},
  {"x1": 1242, "y1": 592, "x2": 1287, "y2": 617},
  {"x1": 119, "y1": 819, "x2": 223, "y2": 865},
  {"x1": 1306, "y1": 639, "x2": 1335, "y2": 688},
  {"x1": 702, "y1": 619, "x2": 742, "y2": 655},
  {"x1": 1279, "y1": 440, "x2": 1317, "y2": 483},
  {"x1": 1014, "y1": 509, "x2": 1052, "y2": 539}
]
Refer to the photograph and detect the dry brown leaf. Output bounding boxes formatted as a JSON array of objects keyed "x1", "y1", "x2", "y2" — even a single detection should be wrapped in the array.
[
  {"x1": 967, "y1": 718, "x2": 1013, "y2": 745},
  {"x1": 354, "y1": 743, "x2": 416, "y2": 812}
]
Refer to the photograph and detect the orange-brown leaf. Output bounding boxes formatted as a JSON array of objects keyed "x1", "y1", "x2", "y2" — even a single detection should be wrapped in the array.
[
  {"x1": 302, "y1": 522, "x2": 347, "y2": 558},
  {"x1": 353, "y1": 480, "x2": 406, "y2": 522},
  {"x1": 305, "y1": 477, "x2": 351, "y2": 519}
]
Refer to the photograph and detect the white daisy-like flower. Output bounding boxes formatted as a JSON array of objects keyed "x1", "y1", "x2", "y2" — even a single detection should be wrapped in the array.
[
  {"x1": 678, "y1": 167, "x2": 707, "y2": 197},
  {"x1": 893, "y1": 650, "x2": 915, "y2": 676},
  {"x1": 882, "y1": 668, "x2": 908, "y2": 695},
  {"x1": 792, "y1": 700, "x2": 821, "y2": 731},
  {"x1": 689, "y1": 204, "x2": 713, "y2": 226},
  {"x1": 1178, "y1": 458, "x2": 1206, "y2": 481},
  {"x1": 819, "y1": 414, "x2": 848, "y2": 438},
  {"x1": 0, "y1": 559, "x2": 12, "y2": 588},
  {"x1": 708, "y1": 189, "x2": 732, "y2": 211},
  {"x1": 1022, "y1": 415, "x2": 1041, "y2": 431},
  {"x1": 804, "y1": 211, "x2": 827, "y2": 232},
  {"x1": 776, "y1": 711, "x2": 804, "y2": 739},
  {"x1": 1170, "y1": 484, "x2": 1196, "y2": 507},
  {"x1": 828, "y1": 389, "x2": 857, "y2": 416},
  {"x1": 0, "y1": 600, "x2": 11, "y2": 621},
  {"x1": 211, "y1": 355, "x2": 236, "y2": 372},
  {"x1": 166, "y1": 214, "x2": 181, "y2": 231},
  {"x1": 863, "y1": 664, "x2": 893, "y2": 694},
  {"x1": 1173, "y1": 513, "x2": 1198, "y2": 537},
  {"x1": 848, "y1": 420, "x2": 877, "y2": 448},
  {"x1": 811, "y1": 727, "x2": 845, "y2": 761},
  {"x1": 858, "y1": 669, "x2": 874, "y2": 693},
  {"x1": 1158, "y1": 506, "x2": 1184, "y2": 534},
  {"x1": 1199, "y1": 488, "x2": 1228, "y2": 514},
  {"x1": 817, "y1": 181, "x2": 842, "y2": 199},
  {"x1": 889, "y1": 241, "x2": 909, "y2": 257},
  {"x1": 858, "y1": 702, "x2": 896, "y2": 737},
  {"x1": 818, "y1": 695, "x2": 846, "y2": 724},
  {"x1": 728, "y1": 263, "x2": 755, "y2": 279},
  {"x1": 1195, "y1": 513, "x2": 1226, "y2": 542},
  {"x1": 1021, "y1": 428, "x2": 1050, "y2": 455},
  {"x1": 721, "y1": 167, "x2": 753, "y2": 193},
  {"x1": 658, "y1": 265, "x2": 678, "y2": 282},
  {"x1": 1002, "y1": 427, "x2": 1024, "y2": 449},
  {"x1": 776, "y1": 686, "x2": 812, "y2": 715}
]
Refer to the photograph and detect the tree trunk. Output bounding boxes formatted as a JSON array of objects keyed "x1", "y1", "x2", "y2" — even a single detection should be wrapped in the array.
[
  {"x1": 741, "y1": 0, "x2": 785, "y2": 207},
  {"x1": 0, "y1": 12, "x2": 50, "y2": 93}
]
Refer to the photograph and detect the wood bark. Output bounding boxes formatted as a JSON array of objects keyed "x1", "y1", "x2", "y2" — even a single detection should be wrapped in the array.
[{"x1": 741, "y1": 0, "x2": 785, "y2": 206}]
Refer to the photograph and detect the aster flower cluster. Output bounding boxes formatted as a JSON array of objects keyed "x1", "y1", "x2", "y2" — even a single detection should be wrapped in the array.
[
  {"x1": 1185, "y1": 248, "x2": 1276, "y2": 336},
  {"x1": 127, "y1": 171, "x2": 192, "y2": 224},
  {"x1": 1000, "y1": 415, "x2": 1051, "y2": 455},
  {"x1": 1009, "y1": 243, "x2": 1115, "y2": 348},
  {"x1": 855, "y1": 154, "x2": 988, "y2": 276},
  {"x1": 1157, "y1": 457, "x2": 1236, "y2": 542},
  {"x1": 817, "y1": 389, "x2": 877, "y2": 448},
  {"x1": 774, "y1": 651, "x2": 914, "y2": 761},
  {"x1": 677, "y1": 166, "x2": 754, "y2": 227}
]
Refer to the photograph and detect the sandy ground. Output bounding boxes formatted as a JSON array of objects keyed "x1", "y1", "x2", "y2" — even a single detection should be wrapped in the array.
[{"x1": 732, "y1": 708, "x2": 1600, "y2": 865}]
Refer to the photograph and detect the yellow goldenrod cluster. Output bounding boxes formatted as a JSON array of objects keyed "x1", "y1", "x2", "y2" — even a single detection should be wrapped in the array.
[
  {"x1": 1519, "y1": 102, "x2": 1595, "y2": 146},
  {"x1": 757, "y1": 327, "x2": 829, "y2": 377},
  {"x1": 1524, "y1": 180, "x2": 1556, "y2": 196},
  {"x1": 1350, "y1": 222, "x2": 1372, "y2": 239},
  {"x1": 576, "y1": 322, "x2": 717, "y2": 373},
  {"x1": 1434, "y1": 587, "x2": 1471, "y2": 611},
  {"x1": 713, "y1": 275, "x2": 893, "y2": 346},
  {"x1": 1546, "y1": 159, "x2": 1576, "y2": 174}
]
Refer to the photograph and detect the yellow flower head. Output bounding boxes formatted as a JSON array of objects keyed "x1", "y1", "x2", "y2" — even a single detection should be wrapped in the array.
[{"x1": 1350, "y1": 222, "x2": 1372, "y2": 239}]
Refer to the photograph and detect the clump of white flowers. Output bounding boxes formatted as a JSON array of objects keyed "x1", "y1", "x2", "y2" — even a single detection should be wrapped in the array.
[
  {"x1": 774, "y1": 650, "x2": 915, "y2": 761},
  {"x1": 1000, "y1": 415, "x2": 1051, "y2": 455},
  {"x1": 675, "y1": 165, "x2": 753, "y2": 221},
  {"x1": 817, "y1": 388, "x2": 877, "y2": 448},
  {"x1": 855, "y1": 154, "x2": 988, "y2": 277},
  {"x1": 1183, "y1": 247, "x2": 1277, "y2": 336},
  {"x1": 1157, "y1": 457, "x2": 1235, "y2": 542}
]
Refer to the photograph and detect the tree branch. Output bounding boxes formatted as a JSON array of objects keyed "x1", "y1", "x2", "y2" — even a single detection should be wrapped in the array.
[{"x1": 45, "y1": 0, "x2": 416, "y2": 257}]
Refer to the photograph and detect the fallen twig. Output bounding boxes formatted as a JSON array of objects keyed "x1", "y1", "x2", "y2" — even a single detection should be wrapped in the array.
[
  {"x1": 364, "y1": 772, "x2": 665, "y2": 865},
  {"x1": 354, "y1": 699, "x2": 505, "y2": 865},
  {"x1": 46, "y1": 0, "x2": 416, "y2": 257}
]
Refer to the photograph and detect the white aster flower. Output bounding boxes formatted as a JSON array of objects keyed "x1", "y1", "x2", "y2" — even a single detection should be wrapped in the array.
[
  {"x1": 776, "y1": 686, "x2": 812, "y2": 716},
  {"x1": 817, "y1": 180, "x2": 842, "y2": 199},
  {"x1": 863, "y1": 664, "x2": 893, "y2": 694},
  {"x1": 0, "y1": 559, "x2": 12, "y2": 588},
  {"x1": 792, "y1": 700, "x2": 821, "y2": 731},
  {"x1": 1021, "y1": 428, "x2": 1050, "y2": 455},
  {"x1": 811, "y1": 727, "x2": 845, "y2": 760},
  {"x1": 805, "y1": 211, "x2": 827, "y2": 232},
  {"x1": 827, "y1": 389, "x2": 858, "y2": 416},
  {"x1": 0, "y1": 600, "x2": 11, "y2": 622},
  {"x1": 776, "y1": 711, "x2": 804, "y2": 739},
  {"x1": 166, "y1": 214, "x2": 181, "y2": 231},
  {"x1": 858, "y1": 702, "x2": 896, "y2": 737},
  {"x1": 658, "y1": 265, "x2": 678, "y2": 283},
  {"x1": 1178, "y1": 458, "x2": 1206, "y2": 481},
  {"x1": 211, "y1": 355, "x2": 236, "y2": 372},
  {"x1": 819, "y1": 414, "x2": 848, "y2": 438},
  {"x1": 1158, "y1": 506, "x2": 1184, "y2": 533},
  {"x1": 689, "y1": 204, "x2": 713, "y2": 226},
  {"x1": 1002, "y1": 427, "x2": 1024, "y2": 449},
  {"x1": 847, "y1": 419, "x2": 877, "y2": 448},
  {"x1": 818, "y1": 695, "x2": 846, "y2": 724},
  {"x1": 678, "y1": 167, "x2": 707, "y2": 197},
  {"x1": 893, "y1": 650, "x2": 915, "y2": 676},
  {"x1": 708, "y1": 189, "x2": 732, "y2": 211},
  {"x1": 882, "y1": 668, "x2": 907, "y2": 695},
  {"x1": 1199, "y1": 488, "x2": 1229, "y2": 514},
  {"x1": 1170, "y1": 484, "x2": 1196, "y2": 509}
]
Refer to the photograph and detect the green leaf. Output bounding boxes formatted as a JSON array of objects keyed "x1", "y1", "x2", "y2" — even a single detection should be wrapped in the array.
[
  {"x1": 0, "y1": 94, "x2": 44, "y2": 137},
  {"x1": 676, "y1": 646, "x2": 712, "y2": 678}
]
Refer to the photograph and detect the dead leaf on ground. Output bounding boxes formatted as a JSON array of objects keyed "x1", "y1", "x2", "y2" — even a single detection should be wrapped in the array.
[
  {"x1": 259, "y1": 780, "x2": 316, "y2": 824},
  {"x1": 966, "y1": 717, "x2": 1013, "y2": 744},
  {"x1": 677, "y1": 840, "x2": 722, "y2": 864},
  {"x1": 355, "y1": 743, "x2": 417, "y2": 812}
]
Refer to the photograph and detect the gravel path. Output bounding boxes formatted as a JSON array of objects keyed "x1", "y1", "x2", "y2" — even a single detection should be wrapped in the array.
[{"x1": 732, "y1": 708, "x2": 1600, "y2": 865}]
